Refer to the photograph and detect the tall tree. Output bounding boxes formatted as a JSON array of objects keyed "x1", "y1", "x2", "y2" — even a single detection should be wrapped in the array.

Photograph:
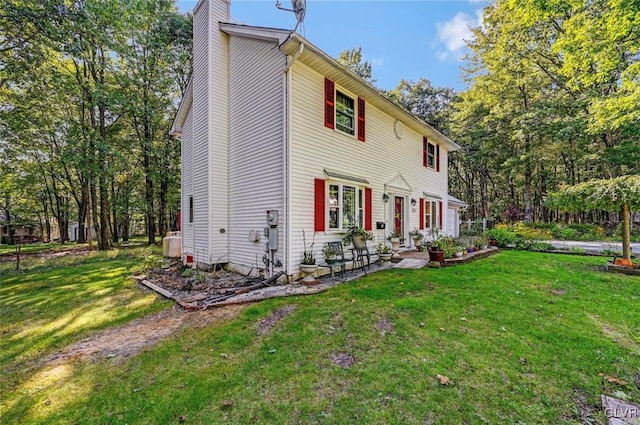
[{"x1": 337, "y1": 46, "x2": 375, "y2": 83}]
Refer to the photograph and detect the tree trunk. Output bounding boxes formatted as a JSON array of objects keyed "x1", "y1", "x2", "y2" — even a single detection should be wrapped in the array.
[
  {"x1": 621, "y1": 203, "x2": 632, "y2": 262},
  {"x1": 159, "y1": 175, "x2": 168, "y2": 237},
  {"x1": 111, "y1": 179, "x2": 118, "y2": 243},
  {"x1": 77, "y1": 193, "x2": 87, "y2": 244},
  {"x1": 86, "y1": 185, "x2": 93, "y2": 251}
]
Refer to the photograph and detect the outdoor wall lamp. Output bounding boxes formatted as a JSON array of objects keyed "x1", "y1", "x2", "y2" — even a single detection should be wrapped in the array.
[
  {"x1": 382, "y1": 193, "x2": 389, "y2": 203},
  {"x1": 411, "y1": 198, "x2": 417, "y2": 207}
]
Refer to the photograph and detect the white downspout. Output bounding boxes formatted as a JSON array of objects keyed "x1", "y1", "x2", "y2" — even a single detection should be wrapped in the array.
[{"x1": 282, "y1": 42, "x2": 303, "y2": 279}]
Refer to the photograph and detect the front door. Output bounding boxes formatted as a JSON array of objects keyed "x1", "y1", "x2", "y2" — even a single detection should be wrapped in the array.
[{"x1": 394, "y1": 196, "x2": 404, "y2": 238}]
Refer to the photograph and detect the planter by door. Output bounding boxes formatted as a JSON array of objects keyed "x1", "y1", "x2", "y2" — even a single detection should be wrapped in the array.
[
  {"x1": 390, "y1": 238, "x2": 401, "y2": 251},
  {"x1": 428, "y1": 249, "x2": 444, "y2": 263},
  {"x1": 379, "y1": 253, "x2": 392, "y2": 262}
]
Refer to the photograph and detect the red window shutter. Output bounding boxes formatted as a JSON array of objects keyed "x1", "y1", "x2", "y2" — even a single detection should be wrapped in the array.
[
  {"x1": 436, "y1": 145, "x2": 441, "y2": 172},
  {"x1": 357, "y1": 97, "x2": 366, "y2": 142},
  {"x1": 423, "y1": 137, "x2": 428, "y2": 167},
  {"x1": 314, "y1": 179, "x2": 326, "y2": 231},
  {"x1": 324, "y1": 78, "x2": 335, "y2": 129},
  {"x1": 419, "y1": 198, "x2": 424, "y2": 230},
  {"x1": 439, "y1": 201, "x2": 443, "y2": 229},
  {"x1": 364, "y1": 187, "x2": 372, "y2": 230}
]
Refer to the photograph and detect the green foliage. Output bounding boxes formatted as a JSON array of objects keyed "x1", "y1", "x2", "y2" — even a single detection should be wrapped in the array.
[
  {"x1": 387, "y1": 78, "x2": 456, "y2": 133},
  {"x1": 181, "y1": 267, "x2": 194, "y2": 278},
  {"x1": 486, "y1": 227, "x2": 518, "y2": 248},
  {"x1": 336, "y1": 46, "x2": 375, "y2": 83},
  {"x1": 0, "y1": 0, "x2": 191, "y2": 247},
  {"x1": 140, "y1": 248, "x2": 163, "y2": 272},
  {"x1": 342, "y1": 226, "x2": 374, "y2": 246},
  {"x1": 547, "y1": 175, "x2": 640, "y2": 212},
  {"x1": 301, "y1": 230, "x2": 316, "y2": 265}
]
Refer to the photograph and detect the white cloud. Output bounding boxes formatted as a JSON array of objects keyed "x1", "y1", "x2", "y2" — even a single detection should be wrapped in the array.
[
  {"x1": 369, "y1": 56, "x2": 385, "y2": 68},
  {"x1": 435, "y1": 11, "x2": 480, "y2": 61}
]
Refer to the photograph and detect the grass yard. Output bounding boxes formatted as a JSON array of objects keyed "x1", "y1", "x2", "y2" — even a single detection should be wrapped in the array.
[
  {"x1": 0, "y1": 241, "x2": 85, "y2": 256},
  {"x1": 1, "y1": 251, "x2": 638, "y2": 424}
]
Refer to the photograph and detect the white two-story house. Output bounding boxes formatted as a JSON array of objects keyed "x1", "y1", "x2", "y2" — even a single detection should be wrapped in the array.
[{"x1": 170, "y1": 0, "x2": 462, "y2": 278}]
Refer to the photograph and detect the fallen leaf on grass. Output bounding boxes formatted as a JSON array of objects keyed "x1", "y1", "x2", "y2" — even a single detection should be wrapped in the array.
[
  {"x1": 436, "y1": 374, "x2": 453, "y2": 385},
  {"x1": 599, "y1": 372, "x2": 628, "y2": 386},
  {"x1": 460, "y1": 317, "x2": 468, "y2": 322}
]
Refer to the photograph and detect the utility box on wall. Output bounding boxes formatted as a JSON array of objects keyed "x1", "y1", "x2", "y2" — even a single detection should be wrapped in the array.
[{"x1": 266, "y1": 210, "x2": 278, "y2": 250}]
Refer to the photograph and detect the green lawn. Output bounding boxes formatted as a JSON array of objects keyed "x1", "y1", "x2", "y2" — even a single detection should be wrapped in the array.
[
  {"x1": 1, "y1": 251, "x2": 638, "y2": 424},
  {"x1": 0, "y1": 241, "x2": 86, "y2": 256}
]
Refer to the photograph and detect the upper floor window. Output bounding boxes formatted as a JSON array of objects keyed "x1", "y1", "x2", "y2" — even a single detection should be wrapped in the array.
[
  {"x1": 335, "y1": 92, "x2": 355, "y2": 135},
  {"x1": 324, "y1": 78, "x2": 365, "y2": 141},
  {"x1": 423, "y1": 137, "x2": 440, "y2": 171}
]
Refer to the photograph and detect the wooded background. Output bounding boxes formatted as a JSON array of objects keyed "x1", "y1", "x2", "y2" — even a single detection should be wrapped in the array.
[{"x1": 2, "y1": 0, "x2": 638, "y2": 248}]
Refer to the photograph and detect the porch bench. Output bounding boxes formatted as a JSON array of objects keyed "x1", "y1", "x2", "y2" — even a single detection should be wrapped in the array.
[{"x1": 319, "y1": 242, "x2": 379, "y2": 282}]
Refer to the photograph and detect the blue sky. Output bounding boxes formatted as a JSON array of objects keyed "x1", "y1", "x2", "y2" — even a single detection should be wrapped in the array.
[{"x1": 176, "y1": 1, "x2": 488, "y2": 92}]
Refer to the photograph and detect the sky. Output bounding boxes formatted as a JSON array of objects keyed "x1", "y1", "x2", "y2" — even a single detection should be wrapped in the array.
[{"x1": 176, "y1": 0, "x2": 488, "y2": 92}]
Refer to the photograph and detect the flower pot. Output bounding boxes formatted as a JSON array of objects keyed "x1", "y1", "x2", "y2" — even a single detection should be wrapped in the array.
[
  {"x1": 489, "y1": 238, "x2": 498, "y2": 247},
  {"x1": 454, "y1": 251, "x2": 463, "y2": 258},
  {"x1": 326, "y1": 258, "x2": 337, "y2": 264},
  {"x1": 299, "y1": 264, "x2": 317, "y2": 283},
  {"x1": 379, "y1": 253, "x2": 392, "y2": 262},
  {"x1": 353, "y1": 235, "x2": 367, "y2": 249},
  {"x1": 428, "y1": 249, "x2": 444, "y2": 263},
  {"x1": 390, "y1": 238, "x2": 401, "y2": 251}
]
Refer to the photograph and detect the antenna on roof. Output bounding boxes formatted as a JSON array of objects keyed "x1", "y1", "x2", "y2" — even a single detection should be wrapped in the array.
[{"x1": 275, "y1": 0, "x2": 306, "y2": 33}]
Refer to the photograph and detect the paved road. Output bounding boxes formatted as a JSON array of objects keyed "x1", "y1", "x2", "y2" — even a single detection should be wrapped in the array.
[{"x1": 548, "y1": 240, "x2": 640, "y2": 255}]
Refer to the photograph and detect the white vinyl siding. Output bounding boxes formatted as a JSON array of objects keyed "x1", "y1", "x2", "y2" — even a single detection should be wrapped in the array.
[
  {"x1": 228, "y1": 35, "x2": 285, "y2": 268},
  {"x1": 181, "y1": 107, "x2": 194, "y2": 255},
  {"x1": 288, "y1": 61, "x2": 449, "y2": 271},
  {"x1": 207, "y1": 0, "x2": 230, "y2": 262},
  {"x1": 191, "y1": 0, "x2": 210, "y2": 263}
]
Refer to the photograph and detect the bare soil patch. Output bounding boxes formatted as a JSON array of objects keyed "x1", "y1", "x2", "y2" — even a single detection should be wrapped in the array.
[
  {"x1": 376, "y1": 316, "x2": 395, "y2": 337},
  {"x1": 45, "y1": 304, "x2": 244, "y2": 365},
  {"x1": 330, "y1": 352, "x2": 356, "y2": 369},
  {"x1": 256, "y1": 305, "x2": 297, "y2": 336},
  {"x1": 567, "y1": 389, "x2": 604, "y2": 425}
]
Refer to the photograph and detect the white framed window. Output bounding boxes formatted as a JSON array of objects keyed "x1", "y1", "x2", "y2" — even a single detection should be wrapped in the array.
[
  {"x1": 328, "y1": 182, "x2": 364, "y2": 230},
  {"x1": 424, "y1": 200, "x2": 438, "y2": 229},
  {"x1": 335, "y1": 91, "x2": 355, "y2": 135}
]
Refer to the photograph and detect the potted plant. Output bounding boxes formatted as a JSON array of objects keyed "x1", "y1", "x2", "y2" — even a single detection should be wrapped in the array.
[
  {"x1": 454, "y1": 245, "x2": 465, "y2": 257},
  {"x1": 342, "y1": 226, "x2": 374, "y2": 249},
  {"x1": 322, "y1": 244, "x2": 341, "y2": 264},
  {"x1": 378, "y1": 244, "x2": 392, "y2": 262},
  {"x1": 409, "y1": 228, "x2": 423, "y2": 249},
  {"x1": 300, "y1": 230, "x2": 317, "y2": 281},
  {"x1": 477, "y1": 235, "x2": 489, "y2": 250},
  {"x1": 427, "y1": 228, "x2": 444, "y2": 263},
  {"x1": 387, "y1": 230, "x2": 402, "y2": 251}
]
